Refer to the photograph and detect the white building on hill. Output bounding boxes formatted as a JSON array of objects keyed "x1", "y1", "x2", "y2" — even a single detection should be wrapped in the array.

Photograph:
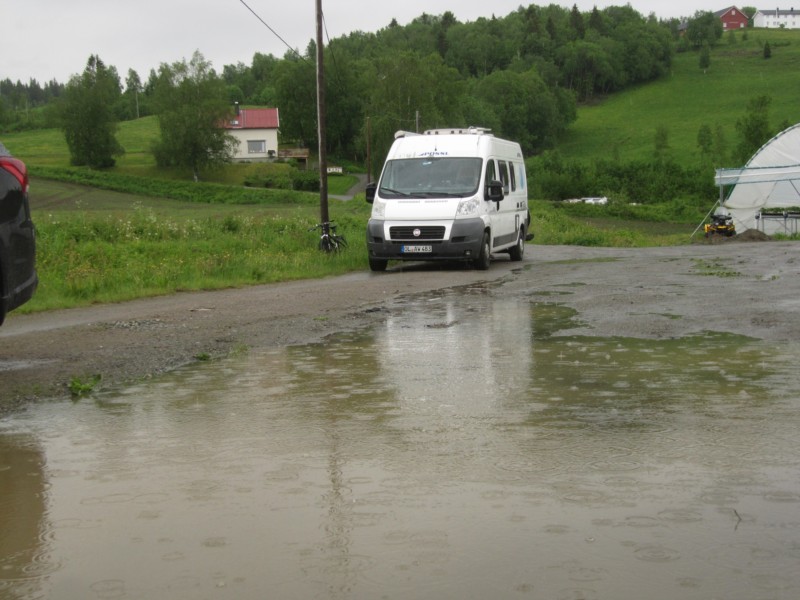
[{"x1": 753, "y1": 8, "x2": 800, "y2": 28}]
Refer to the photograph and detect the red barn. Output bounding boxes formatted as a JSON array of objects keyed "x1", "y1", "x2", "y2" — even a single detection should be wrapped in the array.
[{"x1": 715, "y1": 6, "x2": 750, "y2": 30}]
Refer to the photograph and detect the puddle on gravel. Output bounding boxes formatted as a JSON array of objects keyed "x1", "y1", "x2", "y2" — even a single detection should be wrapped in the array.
[{"x1": 2, "y1": 292, "x2": 800, "y2": 600}]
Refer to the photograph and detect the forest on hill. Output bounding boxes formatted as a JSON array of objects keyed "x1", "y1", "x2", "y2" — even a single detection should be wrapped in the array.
[
  {"x1": 6, "y1": 4, "x2": 789, "y2": 205},
  {"x1": 2, "y1": 4, "x2": 687, "y2": 158}
]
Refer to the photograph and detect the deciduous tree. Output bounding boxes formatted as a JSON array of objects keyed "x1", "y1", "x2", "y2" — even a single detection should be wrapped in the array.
[
  {"x1": 696, "y1": 124, "x2": 713, "y2": 159},
  {"x1": 272, "y1": 52, "x2": 317, "y2": 147},
  {"x1": 473, "y1": 67, "x2": 575, "y2": 154},
  {"x1": 60, "y1": 55, "x2": 124, "y2": 168},
  {"x1": 699, "y1": 43, "x2": 711, "y2": 72},
  {"x1": 735, "y1": 95, "x2": 772, "y2": 164},
  {"x1": 151, "y1": 51, "x2": 236, "y2": 181},
  {"x1": 124, "y1": 69, "x2": 142, "y2": 119},
  {"x1": 685, "y1": 11, "x2": 723, "y2": 49}
]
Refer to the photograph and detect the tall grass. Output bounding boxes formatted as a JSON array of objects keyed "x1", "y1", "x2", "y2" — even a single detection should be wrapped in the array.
[{"x1": 27, "y1": 200, "x2": 370, "y2": 313}]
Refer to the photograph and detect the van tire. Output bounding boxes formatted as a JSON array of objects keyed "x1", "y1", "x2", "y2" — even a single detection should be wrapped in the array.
[
  {"x1": 369, "y1": 257, "x2": 388, "y2": 272},
  {"x1": 475, "y1": 232, "x2": 491, "y2": 270},
  {"x1": 508, "y1": 227, "x2": 525, "y2": 261}
]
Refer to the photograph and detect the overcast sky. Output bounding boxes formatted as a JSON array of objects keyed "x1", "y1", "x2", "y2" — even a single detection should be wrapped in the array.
[{"x1": 6, "y1": 0, "x2": 708, "y2": 85}]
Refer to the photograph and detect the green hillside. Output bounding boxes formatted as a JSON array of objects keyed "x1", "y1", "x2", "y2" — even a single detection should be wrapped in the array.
[
  {"x1": 2, "y1": 116, "x2": 158, "y2": 168},
  {"x1": 5, "y1": 28, "x2": 800, "y2": 178},
  {"x1": 559, "y1": 28, "x2": 800, "y2": 167}
]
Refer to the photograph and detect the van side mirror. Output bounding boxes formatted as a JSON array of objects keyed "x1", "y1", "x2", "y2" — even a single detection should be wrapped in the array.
[
  {"x1": 485, "y1": 180, "x2": 504, "y2": 202},
  {"x1": 365, "y1": 182, "x2": 376, "y2": 204}
]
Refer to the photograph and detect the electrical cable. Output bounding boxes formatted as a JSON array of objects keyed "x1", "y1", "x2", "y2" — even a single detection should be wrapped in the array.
[{"x1": 237, "y1": 0, "x2": 307, "y2": 62}]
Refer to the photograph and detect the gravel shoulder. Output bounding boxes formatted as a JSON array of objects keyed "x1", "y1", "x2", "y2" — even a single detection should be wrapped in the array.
[{"x1": 2, "y1": 240, "x2": 798, "y2": 414}]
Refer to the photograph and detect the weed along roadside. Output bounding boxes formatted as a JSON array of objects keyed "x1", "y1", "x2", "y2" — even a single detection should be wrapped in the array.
[{"x1": 3, "y1": 241, "x2": 800, "y2": 413}]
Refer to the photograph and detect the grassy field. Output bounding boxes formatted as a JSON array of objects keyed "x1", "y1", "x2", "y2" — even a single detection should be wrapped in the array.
[{"x1": 559, "y1": 28, "x2": 800, "y2": 166}]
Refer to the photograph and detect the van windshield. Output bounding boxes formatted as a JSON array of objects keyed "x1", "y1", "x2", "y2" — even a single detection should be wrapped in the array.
[{"x1": 378, "y1": 157, "x2": 482, "y2": 198}]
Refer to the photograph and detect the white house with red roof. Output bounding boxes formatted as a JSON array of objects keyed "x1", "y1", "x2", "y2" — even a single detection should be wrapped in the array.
[{"x1": 223, "y1": 105, "x2": 280, "y2": 162}]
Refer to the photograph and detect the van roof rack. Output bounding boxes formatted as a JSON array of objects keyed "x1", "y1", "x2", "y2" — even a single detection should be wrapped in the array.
[
  {"x1": 393, "y1": 130, "x2": 421, "y2": 139},
  {"x1": 424, "y1": 127, "x2": 493, "y2": 136}
]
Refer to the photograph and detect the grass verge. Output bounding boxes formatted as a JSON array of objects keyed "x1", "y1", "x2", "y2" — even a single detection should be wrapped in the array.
[{"x1": 21, "y1": 178, "x2": 695, "y2": 316}]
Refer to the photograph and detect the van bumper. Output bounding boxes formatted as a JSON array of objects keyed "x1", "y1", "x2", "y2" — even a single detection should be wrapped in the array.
[{"x1": 367, "y1": 218, "x2": 485, "y2": 261}]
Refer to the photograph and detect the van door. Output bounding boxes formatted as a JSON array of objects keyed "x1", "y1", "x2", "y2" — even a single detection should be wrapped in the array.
[{"x1": 494, "y1": 160, "x2": 517, "y2": 248}]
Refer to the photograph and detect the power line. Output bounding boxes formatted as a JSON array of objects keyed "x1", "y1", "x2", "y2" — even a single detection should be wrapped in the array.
[
  {"x1": 321, "y1": 12, "x2": 345, "y2": 89},
  {"x1": 237, "y1": 0, "x2": 306, "y2": 61}
]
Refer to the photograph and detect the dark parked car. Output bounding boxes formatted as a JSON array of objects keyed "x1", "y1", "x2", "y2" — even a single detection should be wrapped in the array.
[{"x1": 0, "y1": 142, "x2": 37, "y2": 325}]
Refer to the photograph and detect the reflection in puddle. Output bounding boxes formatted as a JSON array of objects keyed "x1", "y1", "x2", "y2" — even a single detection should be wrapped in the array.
[{"x1": 2, "y1": 292, "x2": 800, "y2": 599}]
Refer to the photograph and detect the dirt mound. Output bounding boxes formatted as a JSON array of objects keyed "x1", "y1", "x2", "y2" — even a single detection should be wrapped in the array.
[
  {"x1": 733, "y1": 229, "x2": 773, "y2": 242},
  {"x1": 697, "y1": 228, "x2": 773, "y2": 244}
]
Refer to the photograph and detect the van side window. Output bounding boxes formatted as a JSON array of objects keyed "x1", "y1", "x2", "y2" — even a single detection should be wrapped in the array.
[
  {"x1": 498, "y1": 160, "x2": 510, "y2": 194},
  {"x1": 485, "y1": 160, "x2": 497, "y2": 186},
  {"x1": 509, "y1": 162, "x2": 517, "y2": 192}
]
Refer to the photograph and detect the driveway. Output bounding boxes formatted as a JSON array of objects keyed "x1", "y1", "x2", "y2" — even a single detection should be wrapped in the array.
[{"x1": 2, "y1": 240, "x2": 798, "y2": 413}]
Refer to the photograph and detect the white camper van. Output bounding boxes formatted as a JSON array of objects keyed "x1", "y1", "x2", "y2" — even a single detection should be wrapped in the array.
[{"x1": 365, "y1": 128, "x2": 531, "y2": 272}]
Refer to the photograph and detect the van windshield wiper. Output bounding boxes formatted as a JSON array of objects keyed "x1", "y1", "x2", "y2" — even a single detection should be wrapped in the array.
[
  {"x1": 415, "y1": 191, "x2": 458, "y2": 198},
  {"x1": 380, "y1": 187, "x2": 414, "y2": 197},
  {"x1": 380, "y1": 187, "x2": 431, "y2": 198}
]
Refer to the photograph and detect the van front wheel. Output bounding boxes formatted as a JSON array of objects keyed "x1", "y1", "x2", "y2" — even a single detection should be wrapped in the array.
[
  {"x1": 508, "y1": 227, "x2": 525, "y2": 261},
  {"x1": 474, "y1": 232, "x2": 491, "y2": 270},
  {"x1": 369, "y1": 257, "x2": 388, "y2": 272}
]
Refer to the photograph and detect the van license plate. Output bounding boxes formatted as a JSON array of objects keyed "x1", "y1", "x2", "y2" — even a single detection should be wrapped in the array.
[{"x1": 401, "y1": 245, "x2": 432, "y2": 253}]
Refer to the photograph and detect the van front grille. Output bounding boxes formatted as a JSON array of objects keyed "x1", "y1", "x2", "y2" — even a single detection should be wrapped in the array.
[{"x1": 389, "y1": 226, "x2": 446, "y2": 240}]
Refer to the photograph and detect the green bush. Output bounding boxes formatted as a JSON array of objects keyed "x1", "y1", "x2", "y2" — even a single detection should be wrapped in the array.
[
  {"x1": 526, "y1": 153, "x2": 717, "y2": 205},
  {"x1": 240, "y1": 164, "x2": 321, "y2": 193},
  {"x1": 291, "y1": 169, "x2": 320, "y2": 192},
  {"x1": 243, "y1": 172, "x2": 293, "y2": 189}
]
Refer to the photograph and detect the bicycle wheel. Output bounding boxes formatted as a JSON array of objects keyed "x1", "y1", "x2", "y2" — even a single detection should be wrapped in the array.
[
  {"x1": 333, "y1": 234, "x2": 347, "y2": 249},
  {"x1": 319, "y1": 236, "x2": 336, "y2": 252}
]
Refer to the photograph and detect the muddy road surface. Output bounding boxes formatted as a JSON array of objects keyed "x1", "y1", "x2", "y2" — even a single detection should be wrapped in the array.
[{"x1": 2, "y1": 240, "x2": 798, "y2": 414}]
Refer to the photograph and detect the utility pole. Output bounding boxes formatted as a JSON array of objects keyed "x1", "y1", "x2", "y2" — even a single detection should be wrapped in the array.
[
  {"x1": 366, "y1": 116, "x2": 371, "y2": 184},
  {"x1": 316, "y1": 0, "x2": 329, "y2": 227}
]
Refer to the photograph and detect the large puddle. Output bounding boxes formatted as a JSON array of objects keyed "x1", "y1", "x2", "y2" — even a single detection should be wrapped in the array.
[{"x1": 2, "y1": 286, "x2": 800, "y2": 599}]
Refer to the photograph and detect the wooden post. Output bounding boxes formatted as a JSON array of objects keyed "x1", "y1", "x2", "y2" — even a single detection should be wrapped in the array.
[{"x1": 316, "y1": 0, "x2": 329, "y2": 226}]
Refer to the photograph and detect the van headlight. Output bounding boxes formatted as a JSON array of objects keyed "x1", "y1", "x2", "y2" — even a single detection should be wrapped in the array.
[
  {"x1": 456, "y1": 197, "x2": 479, "y2": 217},
  {"x1": 372, "y1": 199, "x2": 386, "y2": 218}
]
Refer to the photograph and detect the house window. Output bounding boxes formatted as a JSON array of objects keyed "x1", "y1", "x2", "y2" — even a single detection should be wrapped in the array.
[{"x1": 247, "y1": 140, "x2": 266, "y2": 154}]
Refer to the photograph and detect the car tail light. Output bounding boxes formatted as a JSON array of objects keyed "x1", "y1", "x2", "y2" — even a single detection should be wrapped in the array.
[{"x1": 0, "y1": 156, "x2": 29, "y2": 193}]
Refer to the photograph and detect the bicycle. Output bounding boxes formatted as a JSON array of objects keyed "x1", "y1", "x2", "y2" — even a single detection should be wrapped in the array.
[{"x1": 309, "y1": 221, "x2": 348, "y2": 252}]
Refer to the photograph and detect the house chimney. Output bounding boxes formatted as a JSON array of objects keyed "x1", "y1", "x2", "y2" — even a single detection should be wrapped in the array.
[{"x1": 234, "y1": 102, "x2": 240, "y2": 116}]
